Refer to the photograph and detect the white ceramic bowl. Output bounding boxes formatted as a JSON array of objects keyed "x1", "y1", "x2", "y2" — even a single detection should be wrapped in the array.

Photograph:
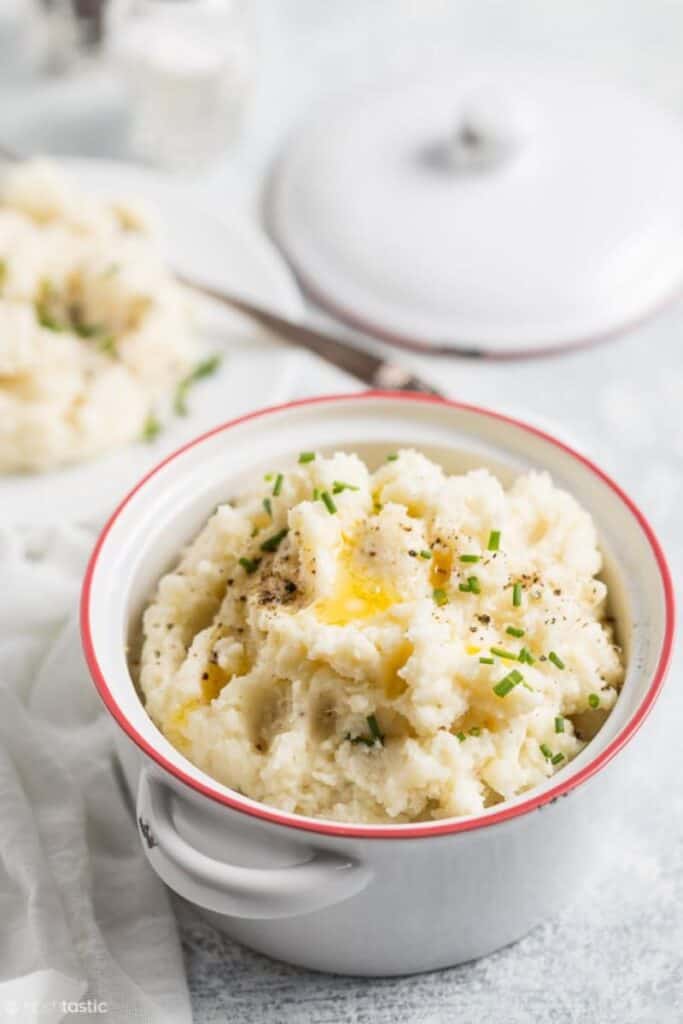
[{"x1": 81, "y1": 393, "x2": 674, "y2": 976}]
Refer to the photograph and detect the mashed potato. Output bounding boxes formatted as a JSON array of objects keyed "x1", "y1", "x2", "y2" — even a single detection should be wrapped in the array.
[
  {"x1": 139, "y1": 450, "x2": 624, "y2": 824},
  {"x1": 0, "y1": 160, "x2": 203, "y2": 472}
]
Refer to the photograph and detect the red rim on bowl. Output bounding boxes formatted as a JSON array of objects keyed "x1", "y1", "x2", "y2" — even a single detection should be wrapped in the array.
[{"x1": 80, "y1": 392, "x2": 675, "y2": 839}]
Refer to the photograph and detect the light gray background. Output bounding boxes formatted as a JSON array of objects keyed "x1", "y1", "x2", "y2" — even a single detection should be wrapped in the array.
[{"x1": 1, "y1": 3, "x2": 681, "y2": 1021}]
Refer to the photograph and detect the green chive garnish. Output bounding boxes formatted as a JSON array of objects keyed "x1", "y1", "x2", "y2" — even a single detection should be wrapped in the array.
[
  {"x1": 262, "y1": 497, "x2": 272, "y2": 518},
  {"x1": 239, "y1": 556, "x2": 261, "y2": 574},
  {"x1": 332, "y1": 480, "x2": 360, "y2": 494},
  {"x1": 97, "y1": 334, "x2": 117, "y2": 356},
  {"x1": 479, "y1": 657, "x2": 494, "y2": 665},
  {"x1": 490, "y1": 646, "x2": 518, "y2": 660},
  {"x1": 467, "y1": 576, "x2": 481, "y2": 594},
  {"x1": 493, "y1": 669, "x2": 523, "y2": 697},
  {"x1": 321, "y1": 490, "x2": 337, "y2": 514},
  {"x1": 173, "y1": 355, "x2": 222, "y2": 415},
  {"x1": 419, "y1": 550, "x2": 432, "y2": 559},
  {"x1": 432, "y1": 588, "x2": 448, "y2": 606},
  {"x1": 540, "y1": 743, "x2": 553, "y2": 760},
  {"x1": 260, "y1": 528, "x2": 288, "y2": 553},
  {"x1": 456, "y1": 731, "x2": 466, "y2": 742},
  {"x1": 588, "y1": 693, "x2": 600, "y2": 709},
  {"x1": 459, "y1": 554, "x2": 480, "y2": 563},
  {"x1": 74, "y1": 321, "x2": 101, "y2": 338},
  {"x1": 298, "y1": 452, "x2": 315, "y2": 463},
  {"x1": 141, "y1": 413, "x2": 161, "y2": 442},
  {"x1": 386, "y1": 453, "x2": 399, "y2": 461},
  {"x1": 548, "y1": 651, "x2": 565, "y2": 670},
  {"x1": 506, "y1": 626, "x2": 525, "y2": 638},
  {"x1": 36, "y1": 307, "x2": 62, "y2": 332},
  {"x1": 264, "y1": 473, "x2": 273, "y2": 482},
  {"x1": 272, "y1": 473, "x2": 284, "y2": 497},
  {"x1": 488, "y1": 530, "x2": 501, "y2": 551},
  {"x1": 367, "y1": 714, "x2": 383, "y2": 744},
  {"x1": 512, "y1": 582, "x2": 522, "y2": 607},
  {"x1": 468, "y1": 726, "x2": 482, "y2": 736},
  {"x1": 551, "y1": 752, "x2": 565, "y2": 765},
  {"x1": 554, "y1": 716, "x2": 565, "y2": 734},
  {"x1": 518, "y1": 647, "x2": 535, "y2": 665},
  {"x1": 312, "y1": 487, "x2": 320, "y2": 500}
]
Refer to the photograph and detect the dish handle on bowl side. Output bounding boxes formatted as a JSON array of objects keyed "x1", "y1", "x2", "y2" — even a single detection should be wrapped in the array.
[{"x1": 136, "y1": 768, "x2": 373, "y2": 919}]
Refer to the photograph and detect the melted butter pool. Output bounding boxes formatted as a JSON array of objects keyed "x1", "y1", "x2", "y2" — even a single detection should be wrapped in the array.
[{"x1": 315, "y1": 542, "x2": 400, "y2": 626}]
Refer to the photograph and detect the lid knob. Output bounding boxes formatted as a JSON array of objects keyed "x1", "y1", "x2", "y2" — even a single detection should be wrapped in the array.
[{"x1": 449, "y1": 88, "x2": 529, "y2": 172}]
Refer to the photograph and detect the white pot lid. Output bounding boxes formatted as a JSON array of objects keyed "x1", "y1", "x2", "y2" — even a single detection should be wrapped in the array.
[{"x1": 270, "y1": 67, "x2": 683, "y2": 356}]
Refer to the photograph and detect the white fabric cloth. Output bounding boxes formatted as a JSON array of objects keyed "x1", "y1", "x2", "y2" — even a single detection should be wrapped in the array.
[{"x1": 0, "y1": 525, "x2": 192, "y2": 1024}]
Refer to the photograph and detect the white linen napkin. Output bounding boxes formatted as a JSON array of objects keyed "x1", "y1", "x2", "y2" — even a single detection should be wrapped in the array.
[{"x1": 0, "y1": 525, "x2": 192, "y2": 1024}]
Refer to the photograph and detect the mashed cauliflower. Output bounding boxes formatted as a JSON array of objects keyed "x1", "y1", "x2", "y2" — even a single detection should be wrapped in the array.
[
  {"x1": 139, "y1": 450, "x2": 624, "y2": 824},
  {"x1": 0, "y1": 160, "x2": 203, "y2": 472}
]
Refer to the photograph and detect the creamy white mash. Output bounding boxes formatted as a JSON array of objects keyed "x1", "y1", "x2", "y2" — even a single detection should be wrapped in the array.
[
  {"x1": 0, "y1": 160, "x2": 204, "y2": 472},
  {"x1": 139, "y1": 450, "x2": 623, "y2": 824}
]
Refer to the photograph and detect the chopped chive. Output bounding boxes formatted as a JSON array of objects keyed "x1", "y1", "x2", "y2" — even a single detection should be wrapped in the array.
[
  {"x1": 298, "y1": 452, "x2": 315, "y2": 463},
  {"x1": 490, "y1": 646, "x2": 518, "y2": 660},
  {"x1": 173, "y1": 355, "x2": 222, "y2": 415},
  {"x1": 459, "y1": 554, "x2": 480, "y2": 563},
  {"x1": 540, "y1": 743, "x2": 553, "y2": 760},
  {"x1": 386, "y1": 453, "x2": 399, "y2": 461},
  {"x1": 321, "y1": 490, "x2": 337, "y2": 514},
  {"x1": 262, "y1": 497, "x2": 272, "y2": 518},
  {"x1": 493, "y1": 669, "x2": 523, "y2": 697},
  {"x1": 312, "y1": 487, "x2": 320, "y2": 501},
  {"x1": 346, "y1": 732, "x2": 373, "y2": 747},
  {"x1": 518, "y1": 647, "x2": 535, "y2": 665},
  {"x1": 373, "y1": 501, "x2": 383, "y2": 512},
  {"x1": 459, "y1": 583, "x2": 472, "y2": 593},
  {"x1": 551, "y1": 752, "x2": 565, "y2": 765},
  {"x1": 264, "y1": 473, "x2": 273, "y2": 482},
  {"x1": 554, "y1": 716, "x2": 565, "y2": 734},
  {"x1": 588, "y1": 693, "x2": 600, "y2": 709},
  {"x1": 456, "y1": 731, "x2": 466, "y2": 742},
  {"x1": 467, "y1": 576, "x2": 481, "y2": 594},
  {"x1": 512, "y1": 582, "x2": 523, "y2": 607},
  {"x1": 488, "y1": 530, "x2": 501, "y2": 551},
  {"x1": 468, "y1": 726, "x2": 482, "y2": 736},
  {"x1": 432, "y1": 588, "x2": 448, "y2": 607},
  {"x1": 74, "y1": 321, "x2": 101, "y2": 338},
  {"x1": 332, "y1": 480, "x2": 360, "y2": 494},
  {"x1": 367, "y1": 714, "x2": 383, "y2": 744},
  {"x1": 141, "y1": 413, "x2": 161, "y2": 442},
  {"x1": 548, "y1": 651, "x2": 565, "y2": 670},
  {"x1": 239, "y1": 556, "x2": 261, "y2": 574},
  {"x1": 419, "y1": 549, "x2": 432, "y2": 559},
  {"x1": 272, "y1": 473, "x2": 284, "y2": 497},
  {"x1": 506, "y1": 626, "x2": 525, "y2": 638},
  {"x1": 36, "y1": 307, "x2": 62, "y2": 331},
  {"x1": 479, "y1": 656, "x2": 494, "y2": 665},
  {"x1": 260, "y1": 528, "x2": 288, "y2": 553},
  {"x1": 96, "y1": 334, "x2": 117, "y2": 356}
]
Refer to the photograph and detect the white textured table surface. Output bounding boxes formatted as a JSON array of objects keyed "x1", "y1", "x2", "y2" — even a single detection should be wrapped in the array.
[{"x1": 1, "y1": 3, "x2": 682, "y2": 1020}]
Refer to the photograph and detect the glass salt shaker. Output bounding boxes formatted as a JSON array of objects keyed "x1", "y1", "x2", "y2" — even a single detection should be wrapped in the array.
[{"x1": 113, "y1": 0, "x2": 254, "y2": 170}]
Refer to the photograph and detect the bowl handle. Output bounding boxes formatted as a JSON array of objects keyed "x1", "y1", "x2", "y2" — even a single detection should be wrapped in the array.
[{"x1": 136, "y1": 768, "x2": 372, "y2": 919}]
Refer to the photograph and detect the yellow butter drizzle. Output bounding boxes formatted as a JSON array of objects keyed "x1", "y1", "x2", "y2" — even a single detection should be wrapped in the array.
[{"x1": 315, "y1": 540, "x2": 400, "y2": 626}]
